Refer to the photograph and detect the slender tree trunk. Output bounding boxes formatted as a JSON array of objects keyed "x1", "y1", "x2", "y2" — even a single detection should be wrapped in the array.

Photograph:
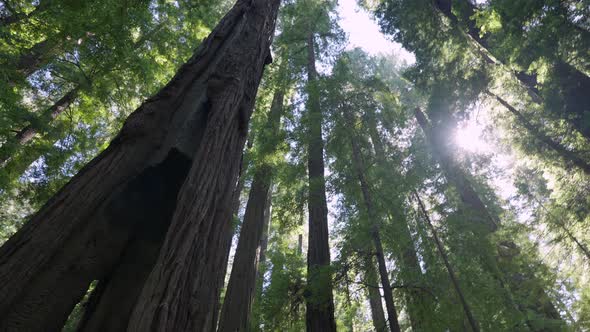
[
  {"x1": 257, "y1": 186, "x2": 273, "y2": 280},
  {"x1": 415, "y1": 108, "x2": 564, "y2": 330},
  {"x1": 0, "y1": 23, "x2": 164, "y2": 180},
  {"x1": 414, "y1": 192, "x2": 479, "y2": 332},
  {"x1": 365, "y1": 258, "x2": 387, "y2": 332},
  {"x1": 213, "y1": 151, "x2": 249, "y2": 329},
  {"x1": 487, "y1": 91, "x2": 590, "y2": 175},
  {"x1": 0, "y1": 88, "x2": 78, "y2": 168},
  {"x1": 218, "y1": 89, "x2": 284, "y2": 332},
  {"x1": 348, "y1": 128, "x2": 401, "y2": 332},
  {"x1": 534, "y1": 197, "x2": 590, "y2": 262},
  {"x1": 127, "y1": 1, "x2": 280, "y2": 330},
  {"x1": 0, "y1": 0, "x2": 279, "y2": 330},
  {"x1": 366, "y1": 107, "x2": 433, "y2": 330}
]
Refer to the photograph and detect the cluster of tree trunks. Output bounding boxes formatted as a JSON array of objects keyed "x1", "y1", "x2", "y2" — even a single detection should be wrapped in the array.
[{"x1": 0, "y1": 1, "x2": 280, "y2": 331}]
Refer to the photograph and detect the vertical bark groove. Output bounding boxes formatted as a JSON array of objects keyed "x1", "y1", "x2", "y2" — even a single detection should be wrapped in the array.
[{"x1": 127, "y1": 1, "x2": 280, "y2": 330}]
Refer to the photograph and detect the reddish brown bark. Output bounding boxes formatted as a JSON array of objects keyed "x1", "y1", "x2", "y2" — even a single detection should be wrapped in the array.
[
  {"x1": 218, "y1": 89, "x2": 284, "y2": 332},
  {"x1": 0, "y1": 0, "x2": 279, "y2": 330},
  {"x1": 127, "y1": 1, "x2": 280, "y2": 330},
  {"x1": 304, "y1": 31, "x2": 337, "y2": 332}
]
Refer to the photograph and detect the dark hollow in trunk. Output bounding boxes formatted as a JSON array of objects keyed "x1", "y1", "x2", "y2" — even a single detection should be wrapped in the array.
[
  {"x1": 127, "y1": 0, "x2": 280, "y2": 330},
  {"x1": 0, "y1": 0, "x2": 279, "y2": 330}
]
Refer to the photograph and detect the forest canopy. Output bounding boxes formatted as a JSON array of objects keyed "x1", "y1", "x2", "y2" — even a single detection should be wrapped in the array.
[{"x1": 0, "y1": 0, "x2": 588, "y2": 331}]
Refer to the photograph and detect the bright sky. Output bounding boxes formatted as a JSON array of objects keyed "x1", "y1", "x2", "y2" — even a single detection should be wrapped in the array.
[{"x1": 337, "y1": 0, "x2": 415, "y2": 64}]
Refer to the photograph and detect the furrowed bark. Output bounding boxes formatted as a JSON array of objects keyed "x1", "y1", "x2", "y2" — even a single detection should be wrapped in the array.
[
  {"x1": 218, "y1": 88, "x2": 284, "y2": 332},
  {"x1": 304, "y1": 31, "x2": 337, "y2": 332},
  {"x1": 487, "y1": 91, "x2": 590, "y2": 175},
  {"x1": 364, "y1": 258, "x2": 387, "y2": 332},
  {"x1": 127, "y1": 1, "x2": 280, "y2": 330},
  {"x1": 0, "y1": 0, "x2": 278, "y2": 330},
  {"x1": 414, "y1": 192, "x2": 479, "y2": 332},
  {"x1": 348, "y1": 119, "x2": 400, "y2": 332}
]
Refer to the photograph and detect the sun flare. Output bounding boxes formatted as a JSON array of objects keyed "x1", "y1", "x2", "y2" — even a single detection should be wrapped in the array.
[{"x1": 454, "y1": 120, "x2": 491, "y2": 153}]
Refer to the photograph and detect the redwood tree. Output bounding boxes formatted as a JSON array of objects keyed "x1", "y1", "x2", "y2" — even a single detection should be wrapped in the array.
[{"x1": 0, "y1": 0, "x2": 280, "y2": 330}]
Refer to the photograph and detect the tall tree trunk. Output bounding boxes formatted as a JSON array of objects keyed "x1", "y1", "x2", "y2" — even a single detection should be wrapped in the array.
[
  {"x1": 0, "y1": 87, "x2": 78, "y2": 168},
  {"x1": 487, "y1": 91, "x2": 590, "y2": 175},
  {"x1": 127, "y1": 1, "x2": 280, "y2": 330},
  {"x1": 213, "y1": 150, "x2": 248, "y2": 329},
  {"x1": 348, "y1": 124, "x2": 401, "y2": 332},
  {"x1": 304, "y1": 31, "x2": 337, "y2": 332},
  {"x1": 366, "y1": 107, "x2": 433, "y2": 330},
  {"x1": 415, "y1": 108, "x2": 565, "y2": 330},
  {"x1": 364, "y1": 257, "x2": 387, "y2": 332},
  {"x1": 414, "y1": 192, "x2": 479, "y2": 332},
  {"x1": 0, "y1": 0, "x2": 279, "y2": 330},
  {"x1": 218, "y1": 88, "x2": 284, "y2": 332}
]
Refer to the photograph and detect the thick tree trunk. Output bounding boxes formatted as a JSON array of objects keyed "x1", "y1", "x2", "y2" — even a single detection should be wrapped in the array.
[
  {"x1": 218, "y1": 89, "x2": 284, "y2": 332},
  {"x1": 304, "y1": 31, "x2": 337, "y2": 332},
  {"x1": 0, "y1": 88, "x2": 78, "y2": 168},
  {"x1": 0, "y1": 0, "x2": 279, "y2": 330},
  {"x1": 487, "y1": 91, "x2": 590, "y2": 175},
  {"x1": 364, "y1": 258, "x2": 387, "y2": 332},
  {"x1": 127, "y1": 1, "x2": 280, "y2": 330},
  {"x1": 414, "y1": 192, "x2": 479, "y2": 332},
  {"x1": 348, "y1": 128, "x2": 401, "y2": 332}
]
